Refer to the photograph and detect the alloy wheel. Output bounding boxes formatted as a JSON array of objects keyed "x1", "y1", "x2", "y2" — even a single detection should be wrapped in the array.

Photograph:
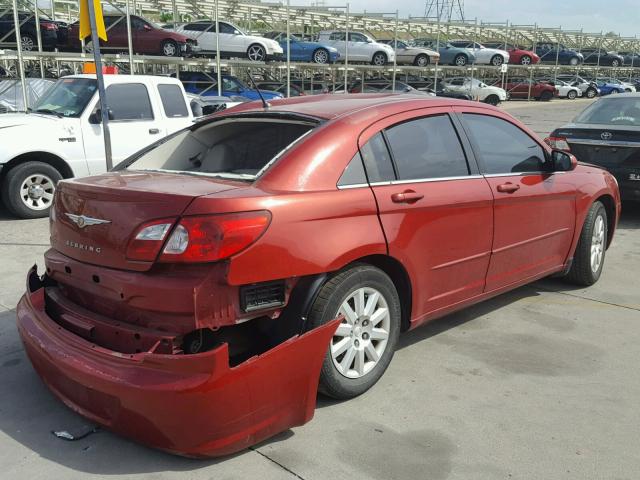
[
  {"x1": 163, "y1": 42, "x2": 177, "y2": 56},
  {"x1": 590, "y1": 214, "x2": 605, "y2": 273},
  {"x1": 455, "y1": 55, "x2": 467, "y2": 66},
  {"x1": 416, "y1": 55, "x2": 429, "y2": 67},
  {"x1": 20, "y1": 174, "x2": 55, "y2": 211},
  {"x1": 520, "y1": 56, "x2": 531, "y2": 65},
  {"x1": 587, "y1": 89, "x2": 597, "y2": 98},
  {"x1": 248, "y1": 45, "x2": 266, "y2": 62},
  {"x1": 21, "y1": 35, "x2": 34, "y2": 51},
  {"x1": 569, "y1": 57, "x2": 579, "y2": 66},
  {"x1": 372, "y1": 53, "x2": 386, "y2": 66},
  {"x1": 491, "y1": 55, "x2": 504, "y2": 66},
  {"x1": 331, "y1": 287, "x2": 391, "y2": 379},
  {"x1": 314, "y1": 49, "x2": 329, "y2": 64}
]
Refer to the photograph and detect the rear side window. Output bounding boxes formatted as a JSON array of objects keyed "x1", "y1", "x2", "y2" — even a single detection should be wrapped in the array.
[
  {"x1": 462, "y1": 114, "x2": 546, "y2": 174},
  {"x1": 338, "y1": 152, "x2": 367, "y2": 187},
  {"x1": 360, "y1": 133, "x2": 396, "y2": 182},
  {"x1": 385, "y1": 115, "x2": 469, "y2": 180},
  {"x1": 158, "y1": 84, "x2": 189, "y2": 118},
  {"x1": 106, "y1": 83, "x2": 153, "y2": 120},
  {"x1": 330, "y1": 32, "x2": 346, "y2": 41}
]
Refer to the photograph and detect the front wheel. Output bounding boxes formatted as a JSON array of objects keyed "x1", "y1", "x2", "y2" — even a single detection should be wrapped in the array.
[
  {"x1": 371, "y1": 51, "x2": 388, "y2": 66},
  {"x1": 247, "y1": 44, "x2": 267, "y2": 62},
  {"x1": 564, "y1": 201, "x2": 608, "y2": 286},
  {"x1": 161, "y1": 40, "x2": 179, "y2": 57},
  {"x1": 414, "y1": 54, "x2": 429, "y2": 67},
  {"x1": 490, "y1": 54, "x2": 504, "y2": 66},
  {"x1": 611, "y1": 59, "x2": 620, "y2": 67},
  {"x1": 610, "y1": 89, "x2": 619, "y2": 95},
  {"x1": 1, "y1": 161, "x2": 62, "y2": 219},
  {"x1": 454, "y1": 54, "x2": 468, "y2": 66},
  {"x1": 586, "y1": 87, "x2": 597, "y2": 98},
  {"x1": 484, "y1": 94, "x2": 500, "y2": 106},
  {"x1": 520, "y1": 55, "x2": 532, "y2": 65},
  {"x1": 567, "y1": 89, "x2": 577, "y2": 99},
  {"x1": 312, "y1": 48, "x2": 330, "y2": 64},
  {"x1": 540, "y1": 90, "x2": 553, "y2": 101},
  {"x1": 308, "y1": 265, "x2": 401, "y2": 399},
  {"x1": 569, "y1": 56, "x2": 580, "y2": 66}
]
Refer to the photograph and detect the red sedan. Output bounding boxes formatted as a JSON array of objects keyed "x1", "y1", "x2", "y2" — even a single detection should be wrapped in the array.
[
  {"x1": 17, "y1": 94, "x2": 620, "y2": 457},
  {"x1": 500, "y1": 77, "x2": 557, "y2": 101},
  {"x1": 485, "y1": 43, "x2": 540, "y2": 65}
]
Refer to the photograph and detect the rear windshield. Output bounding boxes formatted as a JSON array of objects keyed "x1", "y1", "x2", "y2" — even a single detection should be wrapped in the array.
[
  {"x1": 126, "y1": 118, "x2": 315, "y2": 180},
  {"x1": 574, "y1": 97, "x2": 640, "y2": 126}
]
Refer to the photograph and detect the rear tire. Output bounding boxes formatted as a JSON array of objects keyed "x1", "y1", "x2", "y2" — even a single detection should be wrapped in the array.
[
  {"x1": 307, "y1": 264, "x2": 401, "y2": 400},
  {"x1": 564, "y1": 201, "x2": 608, "y2": 286},
  {"x1": 611, "y1": 59, "x2": 620, "y2": 67},
  {"x1": 21, "y1": 34, "x2": 36, "y2": 52},
  {"x1": 569, "y1": 56, "x2": 580, "y2": 66},
  {"x1": 520, "y1": 55, "x2": 532, "y2": 65},
  {"x1": 1, "y1": 161, "x2": 62, "y2": 219},
  {"x1": 484, "y1": 94, "x2": 500, "y2": 106},
  {"x1": 490, "y1": 54, "x2": 504, "y2": 66},
  {"x1": 586, "y1": 87, "x2": 597, "y2": 98},
  {"x1": 454, "y1": 54, "x2": 468, "y2": 66},
  {"x1": 540, "y1": 90, "x2": 553, "y2": 101}
]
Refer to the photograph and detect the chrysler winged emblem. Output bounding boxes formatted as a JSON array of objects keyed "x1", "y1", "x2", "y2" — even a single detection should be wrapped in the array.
[
  {"x1": 65, "y1": 213, "x2": 111, "y2": 229},
  {"x1": 601, "y1": 131, "x2": 613, "y2": 141}
]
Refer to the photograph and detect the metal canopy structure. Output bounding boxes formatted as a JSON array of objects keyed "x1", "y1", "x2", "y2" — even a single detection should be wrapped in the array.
[{"x1": 12, "y1": 0, "x2": 638, "y2": 52}]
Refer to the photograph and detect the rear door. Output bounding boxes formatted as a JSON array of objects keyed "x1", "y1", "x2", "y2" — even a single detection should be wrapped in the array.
[
  {"x1": 83, "y1": 82, "x2": 165, "y2": 172},
  {"x1": 361, "y1": 108, "x2": 494, "y2": 324},
  {"x1": 156, "y1": 83, "x2": 191, "y2": 135},
  {"x1": 457, "y1": 108, "x2": 576, "y2": 291}
]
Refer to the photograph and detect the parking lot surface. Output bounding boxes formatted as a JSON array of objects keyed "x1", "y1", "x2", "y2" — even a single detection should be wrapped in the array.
[{"x1": 1, "y1": 98, "x2": 639, "y2": 479}]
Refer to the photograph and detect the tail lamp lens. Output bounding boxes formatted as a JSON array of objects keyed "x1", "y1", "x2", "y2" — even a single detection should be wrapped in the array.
[
  {"x1": 159, "y1": 211, "x2": 271, "y2": 263},
  {"x1": 544, "y1": 136, "x2": 571, "y2": 152},
  {"x1": 126, "y1": 219, "x2": 175, "y2": 261}
]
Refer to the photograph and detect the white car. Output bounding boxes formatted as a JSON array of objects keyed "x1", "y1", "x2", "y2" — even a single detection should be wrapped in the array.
[
  {"x1": 449, "y1": 40, "x2": 510, "y2": 66},
  {"x1": 168, "y1": 21, "x2": 283, "y2": 61},
  {"x1": 555, "y1": 75, "x2": 600, "y2": 98},
  {"x1": 0, "y1": 75, "x2": 194, "y2": 219},
  {"x1": 442, "y1": 77, "x2": 507, "y2": 105},
  {"x1": 542, "y1": 79, "x2": 582, "y2": 99},
  {"x1": 317, "y1": 31, "x2": 395, "y2": 65}
]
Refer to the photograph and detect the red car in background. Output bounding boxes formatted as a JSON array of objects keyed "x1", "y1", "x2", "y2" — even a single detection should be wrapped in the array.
[
  {"x1": 66, "y1": 14, "x2": 196, "y2": 56},
  {"x1": 485, "y1": 43, "x2": 540, "y2": 65},
  {"x1": 17, "y1": 95, "x2": 620, "y2": 457},
  {"x1": 499, "y1": 77, "x2": 557, "y2": 100}
]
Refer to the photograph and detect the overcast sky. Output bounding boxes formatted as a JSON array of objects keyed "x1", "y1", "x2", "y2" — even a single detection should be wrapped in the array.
[{"x1": 295, "y1": 0, "x2": 638, "y2": 37}]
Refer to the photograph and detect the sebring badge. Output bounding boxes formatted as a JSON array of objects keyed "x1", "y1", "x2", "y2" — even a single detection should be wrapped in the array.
[
  {"x1": 601, "y1": 131, "x2": 613, "y2": 141},
  {"x1": 65, "y1": 213, "x2": 111, "y2": 229}
]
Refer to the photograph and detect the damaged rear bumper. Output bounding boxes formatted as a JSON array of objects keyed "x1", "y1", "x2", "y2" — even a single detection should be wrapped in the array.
[{"x1": 16, "y1": 266, "x2": 339, "y2": 457}]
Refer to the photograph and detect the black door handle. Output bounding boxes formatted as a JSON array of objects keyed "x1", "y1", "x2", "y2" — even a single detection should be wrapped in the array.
[{"x1": 149, "y1": 128, "x2": 160, "y2": 135}]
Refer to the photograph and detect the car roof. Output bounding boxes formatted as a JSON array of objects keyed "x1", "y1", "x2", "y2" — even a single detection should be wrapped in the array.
[
  {"x1": 65, "y1": 74, "x2": 183, "y2": 86},
  {"x1": 226, "y1": 93, "x2": 482, "y2": 122}
]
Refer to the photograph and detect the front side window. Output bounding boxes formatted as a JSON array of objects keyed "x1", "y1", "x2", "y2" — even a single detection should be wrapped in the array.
[
  {"x1": 385, "y1": 115, "x2": 470, "y2": 180},
  {"x1": 106, "y1": 83, "x2": 153, "y2": 121},
  {"x1": 462, "y1": 113, "x2": 546, "y2": 174},
  {"x1": 349, "y1": 33, "x2": 368, "y2": 42},
  {"x1": 184, "y1": 23, "x2": 207, "y2": 32}
]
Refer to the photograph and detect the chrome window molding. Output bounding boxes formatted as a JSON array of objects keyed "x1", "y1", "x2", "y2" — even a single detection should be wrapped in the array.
[{"x1": 568, "y1": 139, "x2": 640, "y2": 148}]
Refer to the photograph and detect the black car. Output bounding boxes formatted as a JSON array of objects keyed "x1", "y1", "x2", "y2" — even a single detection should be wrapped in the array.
[
  {"x1": 0, "y1": 11, "x2": 58, "y2": 51},
  {"x1": 620, "y1": 52, "x2": 640, "y2": 66},
  {"x1": 580, "y1": 49, "x2": 624, "y2": 67},
  {"x1": 547, "y1": 94, "x2": 640, "y2": 201},
  {"x1": 255, "y1": 82, "x2": 305, "y2": 97}
]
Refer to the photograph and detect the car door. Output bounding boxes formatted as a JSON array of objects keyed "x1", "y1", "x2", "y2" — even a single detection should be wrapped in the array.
[
  {"x1": 83, "y1": 82, "x2": 164, "y2": 172},
  {"x1": 360, "y1": 108, "x2": 494, "y2": 324},
  {"x1": 156, "y1": 83, "x2": 191, "y2": 135},
  {"x1": 183, "y1": 23, "x2": 214, "y2": 52},
  {"x1": 348, "y1": 33, "x2": 369, "y2": 61},
  {"x1": 456, "y1": 107, "x2": 576, "y2": 291},
  {"x1": 219, "y1": 22, "x2": 245, "y2": 54}
]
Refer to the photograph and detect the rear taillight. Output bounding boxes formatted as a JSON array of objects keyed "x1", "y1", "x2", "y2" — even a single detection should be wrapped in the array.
[
  {"x1": 159, "y1": 211, "x2": 271, "y2": 263},
  {"x1": 544, "y1": 136, "x2": 571, "y2": 152},
  {"x1": 126, "y1": 219, "x2": 176, "y2": 261},
  {"x1": 42, "y1": 22, "x2": 57, "y2": 30}
]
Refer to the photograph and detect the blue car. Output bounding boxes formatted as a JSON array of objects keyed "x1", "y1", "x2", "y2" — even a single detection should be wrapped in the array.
[
  {"x1": 263, "y1": 31, "x2": 340, "y2": 64},
  {"x1": 175, "y1": 72, "x2": 283, "y2": 101},
  {"x1": 535, "y1": 43, "x2": 584, "y2": 66},
  {"x1": 594, "y1": 80, "x2": 626, "y2": 95}
]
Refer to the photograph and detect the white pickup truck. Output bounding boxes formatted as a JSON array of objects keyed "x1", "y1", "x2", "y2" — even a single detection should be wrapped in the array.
[{"x1": 0, "y1": 74, "x2": 196, "y2": 218}]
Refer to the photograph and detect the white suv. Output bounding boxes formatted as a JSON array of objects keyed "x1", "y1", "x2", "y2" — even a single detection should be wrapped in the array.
[
  {"x1": 167, "y1": 21, "x2": 283, "y2": 61},
  {"x1": 317, "y1": 31, "x2": 395, "y2": 65}
]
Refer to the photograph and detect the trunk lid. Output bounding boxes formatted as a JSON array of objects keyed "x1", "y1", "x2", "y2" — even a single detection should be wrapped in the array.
[
  {"x1": 557, "y1": 126, "x2": 640, "y2": 168},
  {"x1": 51, "y1": 171, "x2": 244, "y2": 271}
]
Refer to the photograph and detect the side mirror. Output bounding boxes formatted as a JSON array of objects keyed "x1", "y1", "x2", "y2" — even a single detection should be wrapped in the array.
[
  {"x1": 89, "y1": 108, "x2": 115, "y2": 124},
  {"x1": 143, "y1": 24, "x2": 152, "y2": 31},
  {"x1": 551, "y1": 149, "x2": 577, "y2": 171}
]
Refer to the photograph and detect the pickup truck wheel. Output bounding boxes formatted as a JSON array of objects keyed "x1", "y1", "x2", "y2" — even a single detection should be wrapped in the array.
[
  {"x1": 564, "y1": 201, "x2": 608, "y2": 286},
  {"x1": 1, "y1": 162, "x2": 62, "y2": 219},
  {"x1": 162, "y1": 40, "x2": 179, "y2": 57},
  {"x1": 307, "y1": 264, "x2": 401, "y2": 400}
]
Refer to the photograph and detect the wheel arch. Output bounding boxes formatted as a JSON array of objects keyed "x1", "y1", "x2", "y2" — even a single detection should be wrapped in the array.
[{"x1": 1, "y1": 151, "x2": 73, "y2": 184}]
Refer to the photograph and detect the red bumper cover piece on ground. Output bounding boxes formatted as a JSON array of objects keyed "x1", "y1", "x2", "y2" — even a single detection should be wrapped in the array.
[{"x1": 17, "y1": 267, "x2": 339, "y2": 457}]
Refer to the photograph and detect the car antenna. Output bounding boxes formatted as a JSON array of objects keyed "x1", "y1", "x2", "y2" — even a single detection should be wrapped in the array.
[{"x1": 247, "y1": 69, "x2": 270, "y2": 110}]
